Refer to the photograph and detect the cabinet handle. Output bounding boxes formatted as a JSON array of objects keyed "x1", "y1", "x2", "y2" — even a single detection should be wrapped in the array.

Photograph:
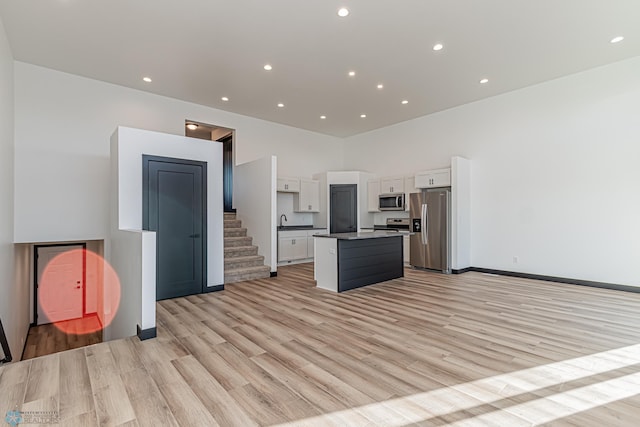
[
  {"x1": 293, "y1": 239, "x2": 296, "y2": 244},
  {"x1": 308, "y1": 204, "x2": 312, "y2": 210},
  {"x1": 285, "y1": 184, "x2": 288, "y2": 190}
]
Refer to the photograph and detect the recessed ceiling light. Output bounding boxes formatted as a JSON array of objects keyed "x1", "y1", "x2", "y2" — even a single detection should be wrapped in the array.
[
  {"x1": 610, "y1": 36, "x2": 624, "y2": 44},
  {"x1": 337, "y1": 8, "x2": 350, "y2": 17},
  {"x1": 360, "y1": 114, "x2": 367, "y2": 118},
  {"x1": 264, "y1": 64, "x2": 273, "y2": 71},
  {"x1": 277, "y1": 103, "x2": 284, "y2": 108},
  {"x1": 348, "y1": 71, "x2": 356, "y2": 77},
  {"x1": 186, "y1": 123, "x2": 198, "y2": 130},
  {"x1": 401, "y1": 100, "x2": 409, "y2": 105},
  {"x1": 433, "y1": 43, "x2": 444, "y2": 51},
  {"x1": 142, "y1": 77, "x2": 152, "y2": 83},
  {"x1": 377, "y1": 84, "x2": 384, "y2": 89},
  {"x1": 221, "y1": 96, "x2": 229, "y2": 102},
  {"x1": 480, "y1": 78, "x2": 489, "y2": 84},
  {"x1": 320, "y1": 115, "x2": 327, "y2": 120}
]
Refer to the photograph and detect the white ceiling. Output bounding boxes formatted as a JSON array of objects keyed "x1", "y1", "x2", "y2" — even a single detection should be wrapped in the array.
[{"x1": 1, "y1": 0, "x2": 639, "y2": 137}]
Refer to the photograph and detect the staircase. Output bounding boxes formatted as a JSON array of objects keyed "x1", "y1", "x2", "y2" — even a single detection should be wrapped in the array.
[{"x1": 224, "y1": 212, "x2": 271, "y2": 284}]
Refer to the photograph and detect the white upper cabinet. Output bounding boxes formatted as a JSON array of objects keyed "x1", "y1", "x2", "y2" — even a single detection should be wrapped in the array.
[
  {"x1": 404, "y1": 175, "x2": 418, "y2": 211},
  {"x1": 277, "y1": 177, "x2": 300, "y2": 193},
  {"x1": 367, "y1": 179, "x2": 380, "y2": 212},
  {"x1": 415, "y1": 168, "x2": 451, "y2": 189},
  {"x1": 380, "y1": 176, "x2": 404, "y2": 194},
  {"x1": 294, "y1": 179, "x2": 320, "y2": 212}
]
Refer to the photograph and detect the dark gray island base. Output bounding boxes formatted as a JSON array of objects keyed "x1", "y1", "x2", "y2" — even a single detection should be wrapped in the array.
[{"x1": 314, "y1": 232, "x2": 404, "y2": 292}]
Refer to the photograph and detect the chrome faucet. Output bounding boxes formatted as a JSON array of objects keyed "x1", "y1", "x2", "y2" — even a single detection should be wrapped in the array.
[{"x1": 279, "y1": 214, "x2": 288, "y2": 227}]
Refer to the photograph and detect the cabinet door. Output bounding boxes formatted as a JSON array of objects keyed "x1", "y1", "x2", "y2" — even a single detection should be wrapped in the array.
[
  {"x1": 278, "y1": 238, "x2": 295, "y2": 261},
  {"x1": 415, "y1": 168, "x2": 451, "y2": 188},
  {"x1": 367, "y1": 179, "x2": 380, "y2": 212},
  {"x1": 430, "y1": 169, "x2": 451, "y2": 187},
  {"x1": 380, "y1": 177, "x2": 404, "y2": 193},
  {"x1": 403, "y1": 234, "x2": 410, "y2": 264},
  {"x1": 404, "y1": 176, "x2": 418, "y2": 212},
  {"x1": 306, "y1": 230, "x2": 326, "y2": 259},
  {"x1": 278, "y1": 231, "x2": 308, "y2": 261},
  {"x1": 295, "y1": 179, "x2": 320, "y2": 212},
  {"x1": 277, "y1": 177, "x2": 300, "y2": 192},
  {"x1": 307, "y1": 237, "x2": 314, "y2": 259},
  {"x1": 292, "y1": 237, "x2": 308, "y2": 259}
]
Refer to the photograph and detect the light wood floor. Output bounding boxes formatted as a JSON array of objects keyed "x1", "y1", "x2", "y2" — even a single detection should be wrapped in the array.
[
  {"x1": 22, "y1": 315, "x2": 103, "y2": 360},
  {"x1": 1, "y1": 264, "x2": 640, "y2": 426}
]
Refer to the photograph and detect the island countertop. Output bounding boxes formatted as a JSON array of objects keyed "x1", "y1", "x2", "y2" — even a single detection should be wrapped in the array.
[{"x1": 314, "y1": 231, "x2": 410, "y2": 240}]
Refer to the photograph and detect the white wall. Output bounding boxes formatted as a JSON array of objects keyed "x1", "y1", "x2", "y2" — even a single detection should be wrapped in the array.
[
  {"x1": 277, "y1": 193, "x2": 314, "y2": 226},
  {"x1": 107, "y1": 230, "x2": 155, "y2": 342},
  {"x1": 234, "y1": 156, "x2": 277, "y2": 272},
  {"x1": 13, "y1": 62, "x2": 343, "y2": 244},
  {"x1": 107, "y1": 127, "x2": 224, "y2": 340},
  {"x1": 344, "y1": 57, "x2": 640, "y2": 286},
  {"x1": 0, "y1": 17, "x2": 30, "y2": 361}
]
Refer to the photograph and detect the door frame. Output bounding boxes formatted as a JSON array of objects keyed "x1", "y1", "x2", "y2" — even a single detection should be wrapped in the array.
[
  {"x1": 142, "y1": 155, "x2": 208, "y2": 296},
  {"x1": 33, "y1": 242, "x2": 87, "y2": 326}
]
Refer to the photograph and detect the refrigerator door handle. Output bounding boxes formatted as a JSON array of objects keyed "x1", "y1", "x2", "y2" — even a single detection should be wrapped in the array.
[{"x1": 421, "y1": 203, "x2": 428, "y2": 244}]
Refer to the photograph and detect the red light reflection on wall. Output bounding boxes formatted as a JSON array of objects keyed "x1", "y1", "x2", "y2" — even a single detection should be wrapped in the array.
[{"x1": 39, "y1": 249, "x2": 121, "y2": 335}]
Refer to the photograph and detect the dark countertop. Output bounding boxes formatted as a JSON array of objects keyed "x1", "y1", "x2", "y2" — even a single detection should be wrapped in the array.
[
  {"x1": 277, "y1": 225, "x2": 327, "y2": 231},
  {"x1": 314, "y1": 231, "x2": 409, "y2": 240}
]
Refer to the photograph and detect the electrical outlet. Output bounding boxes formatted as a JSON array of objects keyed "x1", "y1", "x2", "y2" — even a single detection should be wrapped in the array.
[{"x1": 513, "y1": 256, "x2": 519, "y2": 264}]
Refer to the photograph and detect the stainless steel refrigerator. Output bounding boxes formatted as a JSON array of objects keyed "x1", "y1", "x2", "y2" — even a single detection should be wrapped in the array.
[{"x1": 409, "y1": 190, "x2": 451, "y2": 273}]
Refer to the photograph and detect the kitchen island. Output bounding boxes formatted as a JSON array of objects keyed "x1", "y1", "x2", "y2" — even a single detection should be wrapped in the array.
[{"x1": 314, "y1": 231, "x2": 405, "y2": 292}]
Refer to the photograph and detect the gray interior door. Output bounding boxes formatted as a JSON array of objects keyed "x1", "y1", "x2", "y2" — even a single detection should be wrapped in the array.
[
  {"x1": 330, "y1": 184, "x2": 357, "y2": 233},
  {"x1": 143, "y1": 156, "x2": 207, "y2": 300}
]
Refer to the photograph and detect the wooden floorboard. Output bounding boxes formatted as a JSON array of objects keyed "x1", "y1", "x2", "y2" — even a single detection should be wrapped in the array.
[{"x1": 2, "y1": 264, "x2": 640, "y2": 426}]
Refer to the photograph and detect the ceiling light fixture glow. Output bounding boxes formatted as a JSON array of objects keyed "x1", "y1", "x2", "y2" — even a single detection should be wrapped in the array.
[
  {"x1": 348, "y1": 71, "x2": 356, "y2": 77},
  {"x1": 142, "y1": 77, "x2": 152, "y2": 83},
  {"x1": 277, "y1": 103, "x2": 284, "y2": 108},
  {"x1": 401, "y1": 100, "x2": 408, "y2": 105},
  {"x1": 264, "y1": 64, "x2": 273, "y2": 71},
  {"x1": 433, "y1": 43, "x2": 444, "y2": 51},
  {"x1": 610, "y1": 36, "x2": 624, "y2": 44},
  {"x1": 377, "y1": 84, "x2": 384, "y2": 89},
  {"x1": 221, "y1": 96, "x2": 229, "y2": 101},
  {"x1": 337, "y1": 8, "x2": 350, "y2": 17},
  {"x1": 360, "y1": 114, "x2": 366, "y2": 118},
  {"x1": 320, "y1": 115, "x2": 327, "y2": 119},
  {"x1": 186, "y1": 123, "x2": 198, "y2": 130},
  {"x1": 480, "y1": 78, "x2": 489, "y2": 84}
]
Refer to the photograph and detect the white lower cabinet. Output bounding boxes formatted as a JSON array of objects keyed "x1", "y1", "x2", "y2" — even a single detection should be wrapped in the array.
[
  {"x1": 403, "y1": 234, "x2": 410, "y2": 264},
  {"x1": 278, "y1": 229, "x2": 327, "y2": 263},
  {"x1": 278, "y1": 231, "x2": 307, "y2": 262}
]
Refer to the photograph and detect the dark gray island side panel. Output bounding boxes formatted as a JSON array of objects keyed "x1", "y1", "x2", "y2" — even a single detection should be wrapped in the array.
[{"x1": 338, "y1": 235, "x2": 403, "y2": 292}]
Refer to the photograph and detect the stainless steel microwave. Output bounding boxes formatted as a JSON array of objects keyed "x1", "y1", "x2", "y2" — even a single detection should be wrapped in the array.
[{"x1": 378, "y1": 193, "x2": 405, "y2": 211}]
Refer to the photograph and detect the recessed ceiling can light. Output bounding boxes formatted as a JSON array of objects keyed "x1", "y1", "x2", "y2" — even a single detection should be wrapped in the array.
[
  {"x1": 377, "y1": 84, "x2": 384, "y2": 89},
  {"x1": 610, "y1": 36, "x2": 624, "y2": 44},
  {"x1": 186, "y1": 123, "x2": 198, "y2": 130},
  {"x1": 360, "y1": 114, "x2": 366, "y2": 118},
  {"x1": 348, "y1": 71, "x2": 356, "y2": 77},
  {"x1": 143, "y1": 77, "x2": 152, "y2": 83},
  {"x1": 480, "y1": 78, "x2": 489, "y2": 84},
  {"x1": 221, "y1": 96, "x2": 229, "y2": 101},
  {"x1": 338, "y1": 8, "x2": 350, "y2": 17},
  {"x1": 320, "y1": 115, "x2": 327, "y2": 120},
  {"x1": 277, "y1": 103, "x2": 284, "y2": 108},
  {"x1": 264, "y1": 64, "x2": 273, "y2": 71},
  {"x1": 433, "y1": 43, "x2": 444, "y2": 51},
  {"x1": 401, "y1": 100, "x2": 409, "y2": 105}
]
